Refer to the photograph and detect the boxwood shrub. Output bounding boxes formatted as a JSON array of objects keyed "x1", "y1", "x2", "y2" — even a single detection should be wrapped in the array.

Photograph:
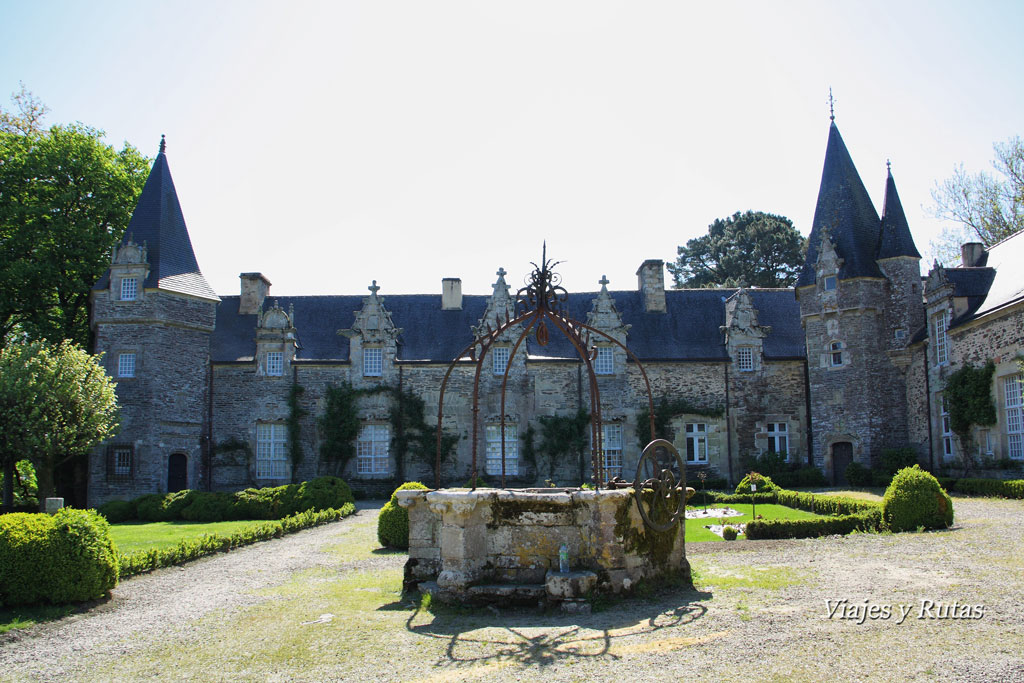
[
  {"x1": 745, "y1": 509, "x2": 882, "y2": 539},
  {"x1": 0, "y1": 508, "x2": 118, "y2": 606},
  {"x1": 377, "y1": 481, "x2": 429, "y2": 549},
  {"x1": 96, "y1": 498, "x2": 136, "y2": 523},
  {"x1": 734, "y1": 472, "x2": 777, "y2": 494},
  {"x1": 882, "y1": 465, "x2": 954, "y2": 532},
  {"x1": 941, "y1": 477, "x2": 1024, "y2": 499}
]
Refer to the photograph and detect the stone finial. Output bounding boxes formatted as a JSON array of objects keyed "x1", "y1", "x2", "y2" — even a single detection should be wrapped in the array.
[
  {"x1": 159, "y1": 134, "x2": 166, "y2": 154},
  {"x1": 369, "y1": 280, "x2": 380, "y2": 295},
  {"x1": 599, "y1": 275, "x2": 610, "y2": 291}
]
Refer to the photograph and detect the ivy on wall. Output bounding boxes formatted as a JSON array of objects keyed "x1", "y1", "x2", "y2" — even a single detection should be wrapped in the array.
[
  {"x1": 634, "y1": 396, "x2": 724, "y2": 450},
  {"x1": 535, "y1": 408, "x2": 590, "y2": 481},
  {"x1": 287, "y1": 383, "x2": 308, "y2": 474},
  {"x1": 944, "y1": 362, "x2": 997, "y2": 439},
  {"x1": 211, "y1": 436, "x2": 252, "y2": 467}
]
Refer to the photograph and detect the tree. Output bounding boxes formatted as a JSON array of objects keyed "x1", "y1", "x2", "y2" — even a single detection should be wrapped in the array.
[
  {"x1": 0, "y1": 340, "x2": 119, "y2": 509},
  {"x1": 668, "y1": 211, "x2": 806, "y2": 288},
  {"x1": 0, "y1": 86, "x2": 149, "y2": 348},
  {"x1": 930, "y1": 136, "x2": 1024, "y2": 262}
]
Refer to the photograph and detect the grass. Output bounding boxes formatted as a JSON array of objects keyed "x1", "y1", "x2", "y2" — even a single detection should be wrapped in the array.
[
  {"x1": 0, "y1": 604, "x2": 76, "y2": 635},
  {"x1": 686, "y1": 503, "x2": 825, "y2": 542},
  {"x1": 108, "y1": 520, "x2": 273, "y2": 554}
]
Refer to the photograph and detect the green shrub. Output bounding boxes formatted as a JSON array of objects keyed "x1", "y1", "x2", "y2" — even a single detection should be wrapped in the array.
[
  {"x1": 181, "y1": 492, "x2": 236, "y2": 522},
  {"x1": 844, "y1": 462, "x2": 871, "y2": 486},
  {"x1": 0, "y1": 509, "x2": 118, "y2": 606},
  {"x1": 746, "y1": 509, "x2": 882, "y2": 539},
  {"x1": 774, "y1": 489, "x2": 880, "y2": 517},
  {"x1": 870, "y1": 470, "x2": 893, "y2": 488},
  {"x1": 945, "y1": 477, "x2": 1024, "y2": 499},
  {"x1": 0, "y1": 460, "x2": 38, "y2": 509},
  {"x1": 734, "y1": 472, "x2": 777, "y2": 494},
  {"x1": 377, "y1": 481, "x2": 428, "y2": 549},
  {"x1": 231, "y1": 486, "x2": 278, "y2": 520},
  {"x1": 721, "y1": 526, "x2": 738, "y2": 541},
  {"x1": 96, "y1": 499, "x2": 136, "y2": 523},
  {"x1": 880, "y1": 447, "x2": 919, "y2": 474},
  {"x1": 882, "y1": 465, "x2": 954, "y2": 532},
  {"x1": 161, "y1": 489, "x2": 199, "y2": 520},
  {"x1": 282, "y1": 476, "x2": 355, "y2": 517},
  {"x1": 773, "y1": 466, "x2": 827, "y2": 489},
  {"x1": 135, "y1": 493, "x2": 169, "y2": 522},
  {"x1": 463, "y1": 475, "x2": 492, "y2": 488}
]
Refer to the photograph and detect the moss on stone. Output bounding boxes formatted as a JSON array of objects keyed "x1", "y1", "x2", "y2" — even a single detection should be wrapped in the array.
[{"x1": 612, "y1": 490, "x2": 680, "y2": 570}]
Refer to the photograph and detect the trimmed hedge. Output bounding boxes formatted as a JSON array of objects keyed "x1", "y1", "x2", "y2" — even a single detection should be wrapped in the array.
[
  {"x1": 97, "y1": 476, "x2": 356, "y2": 524},
  {"x1": 882, "y1": 466, "x2": 954, "y2": 532},
  {"x1": 118, "y1": 504, "x2": 354, "y2": 578},
  {"x1": 0, "y1": 508, "x2": 119, "y2": 606},
  {"x1": 746, "y1": 509, "x2": 882, "y2": 540},
  {"x1": 936, "y1": 477, "x2": 1024, "y2": 499},
  {"x1": 377, "y1": 481, "x2": 429, "y2": 549}
]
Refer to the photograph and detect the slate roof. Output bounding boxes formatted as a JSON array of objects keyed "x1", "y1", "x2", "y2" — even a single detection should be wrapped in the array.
[
  {"x1": 95, "y1": 142, "x2": 218, "y2": 300},
  {"x1": 945, "y1": 268, "x2": 998, "y2": 326},
  {"x1": 963, "y1": 228, "x2": 1024, "y2": 321},
  {"x1": 877, "y1": 169, "x2": 921, "y2": 259},
  {"x1": 797, "y1": 122, "x2": 884, "y2": 287},
  {"x1": 210, "y1": 289, "x2": 805, "y2": 363}
]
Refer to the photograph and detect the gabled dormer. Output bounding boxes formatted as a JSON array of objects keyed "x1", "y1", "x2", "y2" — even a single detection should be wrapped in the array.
[
  {"x1": 255, "y1": 301, "x2": 297, "y2": 377},
  {"x1": 339, "y1": 281, "x2": 402, "y2": 382},
  {"x1": 720, "y1": 288, "x2": 771, "y2": 373},
  {"x1": 472, "y1": 267, "x2": 524, "y2": 377},
  {"x1": 108, "y1": 235, "x2": 150, "y2": 302},
  {"x1": 586, "y1": 275, "x2": 631, "y2": 375}
]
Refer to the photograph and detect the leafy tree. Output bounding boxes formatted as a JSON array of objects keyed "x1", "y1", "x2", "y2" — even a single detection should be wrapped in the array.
[
  {"x1": 930, "y1": 136, "x2": 1024, "y2": 262},
  {"x1": 668, "y1": 211, "x2": 806, "y2": 288},
  {"x1": 0, "y1": 340, "x2": 119, "y2": 509},
  {"x1": 0, "y1": 86, "x2": 149, "y2": 348}
]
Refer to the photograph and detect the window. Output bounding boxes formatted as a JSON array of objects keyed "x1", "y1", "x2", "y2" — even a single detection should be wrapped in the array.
[
  {"x1": 120, "y1": 277, "x2": 137, "y2": 301},
  {"x1": 737, "y1": 347, "x2": 754, "y2": 371},
  {"x1": 941, "y1": 396, "x2": 954, "y2": 460},
  {"x1": 363, "y1": 347, "x2": 383, "y2": 377},
  {"x1": 594, "y1": 347, "x2": 614, "y2": 375},
  {"x1": 486, "y1": 424, "x2": 518, "y2": 476},
  {"x1": 256, "y1": 423, "x2": 289, "y2": 479},
  {"x1": 934, "y1": 313, "x2": 948, "y2": 365},
  {"x1": 601, "y1": 423, "x2": 623, "y2": 480},
  {"x1": 118, "y1": 353, "x2": 136, "y2": 378},
  {"x1": 685, "y1": 423, "x2": 707, "y2": 463},
  {"x1": 829, "y1": 342, "x2": 843, "y2": 367},
  {"x1": 824, "y1": 276, "x2": 837, "y2": 291},
  {"x1": 357, "y1": 424, "x2": 390, "y2": 475},
  {"x1": 767, "y1": 423, "x2": 789, "y2": 459},
  {"x1": 894, "y1": 329, "x2": 907, "y2": 341},
  {"x1": 1006, "y1": 374, "x2": 1023, "y2": 460},
  {"x1": 265, "y1": 351, "x2": 283, "y2": 376},
  {"x1": 107, "y1": 446, "x2": 133, "y2": 480},
  {"x1": 492, "y1": 347, "x2": 509, "y2": 375}
]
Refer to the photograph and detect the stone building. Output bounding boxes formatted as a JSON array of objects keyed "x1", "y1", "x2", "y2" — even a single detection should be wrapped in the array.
[{"x1": 87, "y1": 122, "x2": 1024, "y2": 505}]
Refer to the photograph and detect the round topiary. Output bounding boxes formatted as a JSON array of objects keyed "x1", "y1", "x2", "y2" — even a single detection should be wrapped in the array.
[
  {"x1": 734, "y1": 472, "x2": 777, "y2": 495},
  {"x1": 722, "y1": 526, "x2": 738, "y2": 541},
  {"x1": 882, "y1": 465, "x2": 954, "y2": 532},
  {"x1": 377, "y1": 481, "x2": 429, "y2": 549}
]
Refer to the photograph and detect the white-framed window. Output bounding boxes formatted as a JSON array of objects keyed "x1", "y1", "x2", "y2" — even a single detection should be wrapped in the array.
[
  {"x1": 357, "y1": 424, "x2": 390, "y2": 475},
  {"x1": 737, "y1": 347, "x2": 754, "y2": 371},
  {"x1": 265, "y1": 351, "x2": 284, "y2": 376},
  {"x1": 767, "y1": 423, "x2": 789, "y2": 460},
  {"x1": 120, "y1": 277, "x2": 138, "y2": 301},
  {"x1": 685, "y1": 423, "x2": 707, "y2": 463},
  {"x1": 940, "y1": 396, "x2": 954, "y2": 460},
  {"x1": 594, "y1": 347, "x2": 614, "y2": 375},
  {"x1": 117, "y1": 353, "x2": 136, "y2": 378},
  {"x1": 934, "y1": 313, "x2": 948, "y2": 365},
  {"x1": 363, "y1": 347, "x2": 383, "y2": 377},
  {"x1": 829, "y1": 341, "x2": 843, "y2": 367},
  {"x1": 486, "y1": 424, "x2": 518, "y2": 476},
  {"x1": 256, "y1": 423, "x2": 289, "y2": 479},
  {"x1": 1005, "y1": 374, "x2": 1023, "y2": 460},
  {"x1": 492, "y1": 347, "x2": 510, "y2": 375},
  {"x1": 824, "y1": 275, "x2": 838, "y2": 291},
  {"x1": 601, "y1": 423, "x2": 623, "y2": 480}
]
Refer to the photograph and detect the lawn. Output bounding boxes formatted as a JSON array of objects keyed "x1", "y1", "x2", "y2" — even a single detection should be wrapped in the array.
[
  {"x1": 685, "y1": 503, "x2": 825, "y2": 542},
  {"x1": 108, "y1": 520, "x2": 273, "y2": 554}
]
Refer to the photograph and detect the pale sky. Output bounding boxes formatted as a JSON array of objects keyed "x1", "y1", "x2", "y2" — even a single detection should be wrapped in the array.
[{"x1": 3, "y1": 1, "x2": 1022, "y2": 297}]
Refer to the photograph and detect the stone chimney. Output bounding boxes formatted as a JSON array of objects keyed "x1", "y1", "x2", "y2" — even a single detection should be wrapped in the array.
[
  {"x1": 636, "y1": 260, "x2": 666, "y2": 313},
  {"x1": 960, "y1": 242, "x2": 985, "y2": 268},
  {"x1": 239, "y1": 272, "x2": 271, "y2": 315},
  {"x1": 442, "y1": 278, "x2": 462, "y2": 310}
]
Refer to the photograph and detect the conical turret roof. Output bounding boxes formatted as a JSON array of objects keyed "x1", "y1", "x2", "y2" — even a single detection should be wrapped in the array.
[
  {"x1": 796, "y1": 122, "x2": 883, "y2": 287},
  {"x1": 877, "y1": 166, "x2": 921, "y2": 259},
  {"x1": 96, "y1": 138, "x2": 218, "y2": 300}
]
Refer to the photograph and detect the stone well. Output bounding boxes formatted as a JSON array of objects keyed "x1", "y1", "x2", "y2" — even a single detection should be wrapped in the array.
[{"x1": 396, "y1": 487, "x2": 690, "y2": 604}]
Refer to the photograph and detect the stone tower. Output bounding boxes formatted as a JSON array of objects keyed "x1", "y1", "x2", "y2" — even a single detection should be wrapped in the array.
[
  {"x1": 88, "y1": 138, "x2": 220, "y2": 505},
  {"x1": 796, "y1": 122, "x2": 922, "y2": 483}
]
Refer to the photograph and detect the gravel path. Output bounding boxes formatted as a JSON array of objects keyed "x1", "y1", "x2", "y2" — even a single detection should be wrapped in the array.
[{"x1": 3, "y1": 497, "x2": 1023, "y2": 682}]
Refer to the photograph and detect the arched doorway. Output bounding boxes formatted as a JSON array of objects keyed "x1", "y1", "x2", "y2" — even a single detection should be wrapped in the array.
[
  {"x1": 831, "y1": 442, "x2": 853, "y2": 486},
  {"x1": 168, "y1": 453, "x2": 188, "y2": 492}
]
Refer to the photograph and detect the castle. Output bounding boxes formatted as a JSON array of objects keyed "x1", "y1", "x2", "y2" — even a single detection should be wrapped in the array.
[{"x1": 87, "y1": 122, "x2": 1024, "y2": 504}]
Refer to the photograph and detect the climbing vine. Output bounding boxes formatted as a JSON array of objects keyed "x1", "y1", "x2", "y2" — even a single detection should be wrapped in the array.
[
  {"x1": 634, "y1": 396, "x2": 724, "y2": 450},
  {"x1": 944, "y1": 362, "x2": 997, "y2": 440},
  {"x1": 536, "y1": 408, "x2": 591, "y2": 480},
  {"x1": 211, "y1": 436, "x2": 252, "y2": 467},
  {"x1": 287, "y1": 383, "x2": 308, "y2": 474}
]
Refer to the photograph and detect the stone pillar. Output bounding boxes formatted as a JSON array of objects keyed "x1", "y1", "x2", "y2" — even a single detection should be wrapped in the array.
[{"x1": 429, "y1": 491, "x2": 490, "y2": 597}]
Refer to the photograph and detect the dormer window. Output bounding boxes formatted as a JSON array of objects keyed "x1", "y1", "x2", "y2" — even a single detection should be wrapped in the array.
[
  {"x1": 829, "y1": 341, "x2": 844, "y2": 367},
  {"x1": 265, "y1": 351, "x2": 283, "y2": 376},
  {"x1": 823, "y1": 276, "x2": 837, "y2": 291},
  {"x1": 120, "y1": 277, "x2": 138, "y2": 301},
  {"x1": 492, "y1": 347, "x2": 509, "y2": 375},
  {"x1": 595, "y1": 347, "x2": 614, "y2": 375},
  {"x1": 363, "y1": 347, "x2": 383, "y2": 377},
  {"x1": 737, "y1": 347, "x2": 754, "y2": 371}
]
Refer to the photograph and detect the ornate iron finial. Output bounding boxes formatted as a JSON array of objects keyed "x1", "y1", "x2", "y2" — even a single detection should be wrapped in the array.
[
  {"x1": 368, "y1": 280, "x2": 380, "y2": 295},
  {"x1": 828, "y1": 88, "x2": 835, "y2": 122},
  {"x1": 886, "y1": 158, "x2": 892, "y2": 174},
  {"x1": 159, "y1": 134, "x2": 166, "y2": 154}
]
